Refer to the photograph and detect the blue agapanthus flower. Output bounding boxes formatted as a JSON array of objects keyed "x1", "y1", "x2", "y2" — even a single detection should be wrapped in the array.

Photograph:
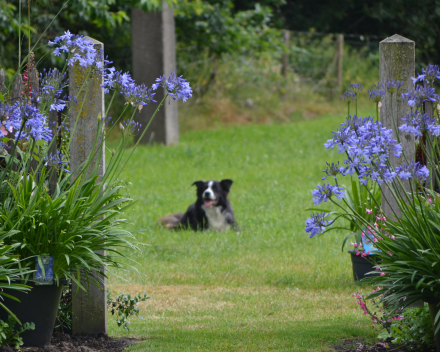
[
  {"x1": 412, "y1": 64, "x2": 440, "y2": 85},
  {"x1": 402, "y1": 84, "x2": 439, "y2": 108},
  {"x1": 101, "y1": 68, "x2": 135, "y2": 94},
  {"x1": 341, "y1": 91, "x2": 356, "y2": 102},
  {"x1": 384, "y1": 79, "x2": 404, "y2": 94},
  {"x1": 312, "y1": 183, "x2": 345, "y2": 205},
  {"x1": 347, "y1": 83, "x2": 363, "y2": 94},
  {"x1": 325, "y1": 115, "x2": 402, "y2": 186},
  {"x1": 49, "y1": 31, "x2": 105, "y2": 69},
  {"x1": 44, "y1": 151, "x2": 69, "y2": 173},
  {"x1": 322, "y1": 162, "x2": 347, "y2": 180},
  {"x1": 40, "y1": 69, "x2": 68, "y2": 112},
  {"x1": 399, "y1": 111, "x2": 440, "y2": 138},
  {"x1": 17, "y1": 105, "x2": 53, "y2": 142},
  {"x1": 152, "y1": 72, "x2": 193, "y2": 103},
  {"x1": 122, "y1": 83, "x2": 157, "y2": 106},
  {"x1": 395, "y1": 162, "x2": 430, "y2": 183},
  {"x1": 369, "y1": 82, "x2": 385, "y2": 103},
  {"x1": 305, "y1": 212, "x2": 333, "y2": 238}
]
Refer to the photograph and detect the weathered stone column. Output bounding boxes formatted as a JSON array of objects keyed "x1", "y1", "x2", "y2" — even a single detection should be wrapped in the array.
[
  {"x1": 379, "y1": 34, "x2": 415, "y2": 219},
  {"x1": 69, "y1": 36, "x2": 107, "y2": 335},
  {"x1": 131, "y1": 1, "x2": 179, "y2": 145},
  {"x1": 0, "y1": 69, "x2": 5, "y2": 94}
]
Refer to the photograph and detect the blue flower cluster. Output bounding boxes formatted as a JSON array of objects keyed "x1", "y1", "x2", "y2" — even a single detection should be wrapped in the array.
[
  {"x1": 368, "y1": 82, "x2": 385, "y2": 103},
  {"x1": 305, "y1": 212, "x2": 333, "y2": 238},
  {"x1": 395, "y1": 162, "x2": 430, "y2": 184},
  {"x1": 322, "y1": 162, "x2": 346, "y2": 180},
  {"x1": 152, "y1": 72, "x2": 193, "y2": 103},
  {"x1": 312, "y1": 183, "x2": 345, "y2": 205},
  {"x1": 49, "y1": 31, "x2": 105, "y2": 69},
  {"x1": 325, "y1": 115, "x2": 402, "y2": 185},
  {"x1": 306, "y1": 66, "x2": 440, "y2": 239},
  {"x1": 40, "y1": 69, "x2": 68, "y2": 112},
  {"x1": 399, "y1": 111, "x2": 440, "y2": 138},
  {"x1": 44, "y1": 151, "x2": 69, "y2": 173},
  {"x1": 49, "y1": 33, "x2": 193, "y2": 108},
  {"x1": 120, "y1": 120, "x2": 142, "y2": 134},
  {"x1": 402, "y1": 84, "x2": 438, "y2": 108},
  {"x1": 0, "y1": 103, "x2": 52, "y2": 143},
  {"x1": 411, "y1": 64, "x2": 440, "y2": 84}
]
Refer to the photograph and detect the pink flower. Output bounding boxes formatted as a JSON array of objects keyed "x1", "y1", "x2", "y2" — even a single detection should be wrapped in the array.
[
  {"x1": 380, "y1": 273, "x2": 385, "y2": 276},
  {"x1": 365, "y1": 208, "x2": 372, "y2": 214}
]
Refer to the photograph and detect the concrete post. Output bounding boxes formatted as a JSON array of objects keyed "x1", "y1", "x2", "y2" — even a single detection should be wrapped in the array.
[
  {"x1": 0, "y1": 69, "x2": 5, "y2": 94},
  {"x1": 336, "y1": 34, "x2": 344, "y2": 92},
  {"x1": 69, "y1": 36, "x2": 107, "y2": 335},
  {"x1": 131, "y1": 1, "x2": 179, "y2": 145},
  {"x1": 379, "y1": 34, "x2": 415, "y2": 219},
  {"x1": 281, "y1": 30, "x2": 290, "y2": 78}
]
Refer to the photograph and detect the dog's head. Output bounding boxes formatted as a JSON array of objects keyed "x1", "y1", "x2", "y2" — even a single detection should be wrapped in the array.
[{"x1": 192, "y1": 179, "x2": 233, "y2": 208}]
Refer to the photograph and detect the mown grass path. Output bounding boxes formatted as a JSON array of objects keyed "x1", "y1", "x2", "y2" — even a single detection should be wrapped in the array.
[{"x1": 108, "y1": 114, "x2": 376, "y2": 351}]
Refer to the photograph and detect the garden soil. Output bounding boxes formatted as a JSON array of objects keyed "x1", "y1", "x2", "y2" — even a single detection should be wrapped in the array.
[
  {"x1": 333, "y1": 338, "x2": 436, "y2": 352},
  {"x1": 0, "y1": 332, "x2": 137, "y2": 352}
]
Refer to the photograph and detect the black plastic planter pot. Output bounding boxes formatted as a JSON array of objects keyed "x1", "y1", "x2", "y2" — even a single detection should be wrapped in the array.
[
  {"x1": 0, "y1": 283, "x2": 63, "y2": 347},
  {"x1": 348, "y1": 250, "x2": 380, "y2": 282}
]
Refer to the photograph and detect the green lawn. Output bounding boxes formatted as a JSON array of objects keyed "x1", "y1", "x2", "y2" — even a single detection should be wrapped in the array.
[{"x1": 107, "y1": 114, "x2": 377, "y2": 351}]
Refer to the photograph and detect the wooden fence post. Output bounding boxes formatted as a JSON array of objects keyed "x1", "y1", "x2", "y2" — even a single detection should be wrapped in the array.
[
  {"x1": 281, "y1": 30, "x2": 290, "y2": 78},
  {"x1": 0, "y1": 69, "x2": 5, "y2": 94},
  {"x1": 131, "y1": 0, "x2": 179, "y2": 145},
  {"x1": 69, "y1": 36, "x2": 107, "y2": 335},
  {"x1": 379, "y1": 34, "x2": 415, "y2": 219},
  {"x1": 336, "y1": 34, "x2": 344, "y2": 92}
]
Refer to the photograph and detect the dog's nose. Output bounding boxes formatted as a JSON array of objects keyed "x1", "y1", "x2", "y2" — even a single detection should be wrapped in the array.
[{"x1": 203, "y1": 190, "x2": 212, "y2": 197}]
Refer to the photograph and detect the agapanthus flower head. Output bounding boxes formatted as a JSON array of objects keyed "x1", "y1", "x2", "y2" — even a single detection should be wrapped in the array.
[
  {"x1": 49, "y1": 32, "x2": 102, "y2": 69},
  {"x1": 399, "y1": 111, "x2": 440, "y2": 138},
  {"x1": 122, "y1": 83, "x2": 157, "y2": 106},
  {"x1": 340, "y1": 91, "x2": 356, "y2": 102},
  {"x1": 44, "y1": 151, "x2": 69, "y2": 173},
  {"x1": 305, "y1": 212, "x2": 333, "y2": 238},
  {"x1": 152, "y1": 72, "x2": 193, "y2": 102},
  {"x1": 402, "y1": 84, "x2": 439, "y2": 108},
  {"x1": 40, "y1": 68, "x2": 68, "y2": 112},
  {"x1": 120, "y1": 120, "x2": 142, "y2": 135},
  {"x1": 369, "y1": 82, "x2": 385, "y2": 103},
  {"x1": 325, "y1": 116, "x2": 402, "y2": 185},
  {"x1": 101, "y1": 68, "x2": 135, "y2": 94},
  {"x1": 412, "y1": 64, "x2": 440, "y2": 85},
  {"x1": 322, "y1": 162, "x2": 347, "y2": 180},
  {"x1": 384, "y1": 79, "x2": 404, "y2": 94},
  {"x1": 15, "y1": 104, "x2": 53, "y2": 142},
  {"x1": 395, "y1": 162, "x2": 430, "y2": 184},
  {"x1": 346, "y1": 83, "x2": 363, "y2": 94},
  {"x1": 312, "y1": 183, "x2": 345, "y2": 205}
]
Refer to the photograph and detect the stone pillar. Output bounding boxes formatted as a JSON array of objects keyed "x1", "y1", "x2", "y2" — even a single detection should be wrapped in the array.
[
  {"x1": 69, "y1": 36, "x2": 107, "y2": 335},
  {"x1": 131, "y1": 2, "x2": 179, "y2": 145},
  {"x1": 0, "y1": 69, "x2": 5, "y2": 95},
  {"x1": 379, "y1": 34, "x2": 415, "y2": 219}
]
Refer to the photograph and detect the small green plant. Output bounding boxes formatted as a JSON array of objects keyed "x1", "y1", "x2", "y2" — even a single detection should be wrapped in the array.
[
  {"x1": 378, "y1": 304, "x2": 435, "y2": 350},
  {"x1": 107, "y1": 291, "x2": 150, "y2": 331},
  {"x1": 0, "y1": 315, "x2": 34, "y2": 349},
  {"x1": 55, "y1": 282, "x2": 72, "y2": 333}
]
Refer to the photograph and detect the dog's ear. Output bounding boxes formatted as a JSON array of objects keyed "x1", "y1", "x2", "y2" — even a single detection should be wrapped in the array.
[
  {"x1": 192, "y1": 181, "x2": 205, "y2": 189},
  {"x1": 220, "y1": 179, "x2": 233, "y2": 193}
]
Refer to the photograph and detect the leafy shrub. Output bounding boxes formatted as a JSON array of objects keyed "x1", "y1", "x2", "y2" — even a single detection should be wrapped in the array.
[
  {"x1": 0, "y1": 315, "x2": 34, "y2": 349},
  {"x1": 107, "y1": 291, "x2": 150, "y2": 331},
  {"x1": 378, "y1": 304, "x2": 435, "y2": 350}
]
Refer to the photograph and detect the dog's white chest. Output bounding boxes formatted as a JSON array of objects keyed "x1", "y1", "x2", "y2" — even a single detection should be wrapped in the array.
[{"x1": 202, "y1": 206, "x2": 230, "y2": 231}]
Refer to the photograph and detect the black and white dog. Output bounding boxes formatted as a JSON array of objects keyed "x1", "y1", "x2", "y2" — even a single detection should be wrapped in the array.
[{"x1": 159, "y1": 179, "x2": 238, "y2": 231}]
